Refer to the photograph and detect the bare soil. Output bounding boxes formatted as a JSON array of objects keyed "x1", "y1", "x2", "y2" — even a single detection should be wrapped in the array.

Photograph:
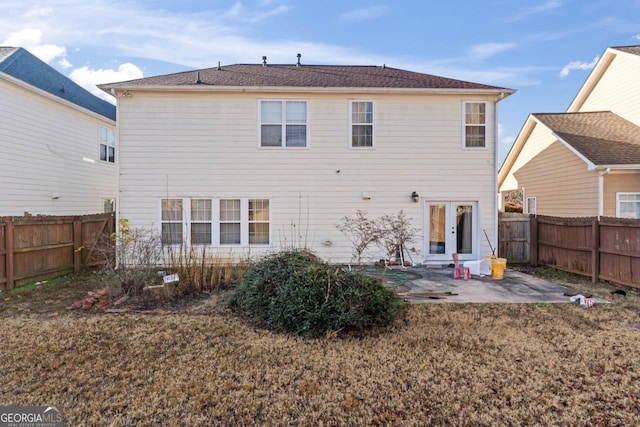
[{"x1": 0, "y1": 272, "x2": 639, "y2": 426}]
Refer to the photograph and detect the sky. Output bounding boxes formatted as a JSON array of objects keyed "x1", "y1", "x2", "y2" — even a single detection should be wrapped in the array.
[{"x1": 2, "y1": 0, "x2": 640, "y2": 163}]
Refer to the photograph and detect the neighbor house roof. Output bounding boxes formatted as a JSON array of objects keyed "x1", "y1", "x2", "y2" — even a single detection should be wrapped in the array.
[
  {"x1": 0, "y1": 47, "x2": 115, "y2": 121},
  {"x1": 533, "y1": 111, "x2": 640, "y2": 166},
  {"x1": 100, "y1": 63, "x2": 514, "y2": 95},
  {"x1": 611, "y1": 45, "x2": 640, "y2": 56}
]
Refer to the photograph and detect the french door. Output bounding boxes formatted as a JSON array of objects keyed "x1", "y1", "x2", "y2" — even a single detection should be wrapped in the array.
[{"x1": 424, "y1": 201, "x2": 478, "y2": 262}]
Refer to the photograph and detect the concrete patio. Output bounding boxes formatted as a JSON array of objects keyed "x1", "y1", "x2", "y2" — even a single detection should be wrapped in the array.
[{"x1": 384, "y1": 265, "x2": 608, "y2": 304}]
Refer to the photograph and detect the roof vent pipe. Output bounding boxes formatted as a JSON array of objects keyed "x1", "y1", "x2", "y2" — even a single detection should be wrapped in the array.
[
  {"x1": 217, "y1": 61, "x2": 221, "y2": 71},
  {"x1": 296, "y1": 53, "x2": 301, "y2": 67},
  {"x1": 195, "y1": 71, "x2": 201, "y2": 84},
  {"x1": 262, "y1": 56, "x2": 267, "y2": 66}
]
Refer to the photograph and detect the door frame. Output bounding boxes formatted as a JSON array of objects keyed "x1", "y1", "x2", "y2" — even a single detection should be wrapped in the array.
[{"x1": 423, "y1": 200, "x2": 479, "y2": 263}]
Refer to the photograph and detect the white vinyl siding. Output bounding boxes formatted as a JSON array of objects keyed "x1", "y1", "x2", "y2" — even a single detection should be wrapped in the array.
[
  {"x1": 350, "y1": 101, "x2": 374, "y2": 148},
  {"x1": 575, "y1": 53, "x2": 640, "y2": 125},
  {"x1": 118, "y1": 91, "x2": 499, "y2": 263},
  {"x1": 0, "y1": 77, "x2": 116, "y2": 215}
]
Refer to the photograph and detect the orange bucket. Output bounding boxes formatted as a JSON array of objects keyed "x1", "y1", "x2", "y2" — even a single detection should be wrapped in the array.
[{"x1": 491, "y1": 258, "x2": 507, "y2": 280}]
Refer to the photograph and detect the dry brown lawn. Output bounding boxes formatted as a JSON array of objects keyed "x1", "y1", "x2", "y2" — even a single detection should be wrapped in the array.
[{"x1": 1, "y1": 273, "x2": 639, "y2": 426}]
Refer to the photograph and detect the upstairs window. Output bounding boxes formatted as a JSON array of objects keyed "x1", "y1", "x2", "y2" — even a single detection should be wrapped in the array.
[
  {"x1": 260, "y1": 100, "x2": 307, "y2": 147},
  {"x1": 350, "y1": 101, "x2": 374, "y2": 147},
  {"x1": 100, "y1": 127, "x2": 116, "y2": 162},
  {"x1": 464, "y1": 102, "x2": 486, "y2": 148}
]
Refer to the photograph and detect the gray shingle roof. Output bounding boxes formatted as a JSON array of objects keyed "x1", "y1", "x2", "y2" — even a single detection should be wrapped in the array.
[
  {"x1": 533, "y1": 111, "x2": 640, "y2": 165},
  {"x1": 101, "y1": 63, "x2": 513, "y2": 92},
  {"x1": 0, "y1": 47, "x2": 115, "y2": 121},
  {"x1": 612, "y1": 45, "x2": 640, "y2": 56}
]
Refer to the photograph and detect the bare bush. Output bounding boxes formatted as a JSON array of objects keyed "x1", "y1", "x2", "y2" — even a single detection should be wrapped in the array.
[{"x1": 336, "y1": 210, "x2": 380, "y2": 265}]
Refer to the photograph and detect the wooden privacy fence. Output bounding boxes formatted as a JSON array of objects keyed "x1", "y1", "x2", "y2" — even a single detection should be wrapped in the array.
[
  {"x1": 498, "y1": 213, "x2": 640, "y2": 288},
  {"x1": 498, "y1": 212, "x2": 531, "y2": 264},
  {"x1": 0, "y1": 213, "x2": 115, "y2": 289}
]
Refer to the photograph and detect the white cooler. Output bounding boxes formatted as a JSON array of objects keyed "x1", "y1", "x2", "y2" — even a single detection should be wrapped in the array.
[{"x1": 463, "y1": 259, "x2": 492, "y2": 276}]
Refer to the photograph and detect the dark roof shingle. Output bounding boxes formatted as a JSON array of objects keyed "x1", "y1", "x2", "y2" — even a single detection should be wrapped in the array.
[
  {"x1": 101, "y1": 63, "x2": 513, "y2": 92},
  {"x1": 612, "y1": 45, "x2": 640, "y2": 56},
  {"x1": 533, "y1": 111, "x2": 640, "y2": 165},
  {"x1": 0, "y1": 47, "x2": 115, "y2": 121}
]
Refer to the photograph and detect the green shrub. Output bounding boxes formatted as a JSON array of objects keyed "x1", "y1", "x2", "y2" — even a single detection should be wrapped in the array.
[{"x1": 226, "y1": 250, "x2": 403, "y2": 336}]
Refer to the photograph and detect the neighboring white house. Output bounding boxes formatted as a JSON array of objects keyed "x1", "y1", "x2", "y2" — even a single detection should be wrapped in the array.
[
  {"x1": 0, "y1": 47, "x2": 117, "y2": 216},
  {"x1": 499, "y1": 45, "x2": 640, "y2": 218},
  {"x1": 100, "y1": 58, "x2": 514, "y2": 264}
]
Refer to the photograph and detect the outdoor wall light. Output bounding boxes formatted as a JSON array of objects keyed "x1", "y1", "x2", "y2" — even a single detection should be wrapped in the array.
[{"x1": 411, "y1": 191, "x2": 419, "y2": 203}]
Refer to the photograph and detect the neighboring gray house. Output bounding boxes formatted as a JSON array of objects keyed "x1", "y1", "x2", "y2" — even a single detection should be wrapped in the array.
[{"x1": 0, "y1": 47, "x2": 117, "y2": 215}]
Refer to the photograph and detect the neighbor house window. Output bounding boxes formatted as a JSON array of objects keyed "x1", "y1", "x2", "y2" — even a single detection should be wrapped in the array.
[
  {"x1": 350, "y1": 101, "x2": 374, "y2": 147},
  {"x1": 191, "y1": 199, "x2": 212, "y2": 244},
  {"x1": 249, "y1": 199, "x2": 270, "y2": 244},
  {"x1": 220, "y1": 199, "x2": 241, "y2": 244},
  {"x1": 526, "y1": 197, "x2": 537, "y2": 215},
  {"x1": 100, "y1": 127, "x2": 116, "y2": 162},
  {"x1": 463, "y1": 102, "x2": 486, "y2": 148},
  {"x1": 617, "y1": 193, "x2": 640, "y2": 219},
  {"x1": 103, "y1": 198, "x2": 115, "y2": 213},
  {"x1": 161, "y1": 199, "x2": 183, "y2": 244},
  {"x1": 260, "y1": 100, "x2": 307, "y2": 147}
]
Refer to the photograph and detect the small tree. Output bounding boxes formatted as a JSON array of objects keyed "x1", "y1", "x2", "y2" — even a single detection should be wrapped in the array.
[
  {"x1": 377, "y1": 210, "x2": 418, "y2": 269},
  {"x1": 336, "y1": 210, "x2": 380, "y2": 266}
]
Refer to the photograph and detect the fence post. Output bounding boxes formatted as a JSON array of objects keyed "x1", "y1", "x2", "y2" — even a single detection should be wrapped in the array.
[
  {"x1": 592, "y1": 218, "x2": 599, "y2": 283},
  {"x1": 529, "y1": 214, "x2": 538, "y2": 267},
  {"x1": 6, "y1": 219, "x2": 14, "y2": 289},
  {"x1": 73, "y1": 220, "x2": 82, "y2": 273}
]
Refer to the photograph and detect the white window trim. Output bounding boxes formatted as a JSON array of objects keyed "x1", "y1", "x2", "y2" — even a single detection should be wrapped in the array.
[
  {"x1": 159, "y1": 198, "x2": 272, "y2": 247},
  {"x1": 616, "y1": 192, "x2": 640, "y2": 219},
  {"x1": 349, "y1": 100, "x2": 375, "y2": 149},
  {"x1": 526, "y1": 197, "x2": 537, "y2": 215},
  {"x1": 99, "y1": 126, "x2": 116, "y2": 163},
  {"x1": 258, "y1": 99, "x2": 309, "y2": 149},
  {"x1": 461, "y1": 101, "x2": 488, "y2": 150}
]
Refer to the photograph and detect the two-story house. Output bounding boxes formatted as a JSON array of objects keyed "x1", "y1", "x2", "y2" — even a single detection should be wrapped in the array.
[
  {"x1": 0, "y1": 47, "x2": 117, "y2": 215},
  {"x1": 499, "y1": 45, "x2": 640, "y2": 218},
  {"x1": 100, "y1": 58, "x2": 513, "y2": 264}
]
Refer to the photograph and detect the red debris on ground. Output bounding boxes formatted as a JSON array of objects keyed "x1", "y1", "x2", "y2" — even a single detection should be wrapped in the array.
[{"x1": 66, "y1": 287, "x2": 111, "y2": 310}]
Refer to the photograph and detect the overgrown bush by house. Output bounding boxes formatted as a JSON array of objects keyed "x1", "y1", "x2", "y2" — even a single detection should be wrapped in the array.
[{"x1": 226, "y1": 250, "x2": 403, "y2": 337}]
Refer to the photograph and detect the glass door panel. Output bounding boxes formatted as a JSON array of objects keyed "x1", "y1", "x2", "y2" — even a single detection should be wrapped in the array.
[
  {"x1": 425, "y1": 201, "x2": 477, "y2": 262},
  {"x1": 428, "y1": 204, "x2": 447, "y2": 255}
]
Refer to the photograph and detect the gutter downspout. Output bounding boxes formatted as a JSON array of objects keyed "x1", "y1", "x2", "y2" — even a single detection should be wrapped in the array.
[
  {"x1": 493, "y1": 93, "x2": 502, "y2": 256},
  {"x1": 598, "y1": 168, "x2": 610, "y2": 218},
  {"x1": 111, "y1": 88, "x2": 121, "y2": 269}
]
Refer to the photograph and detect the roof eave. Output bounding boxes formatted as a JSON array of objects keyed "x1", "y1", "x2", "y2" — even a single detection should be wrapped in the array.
[
  {"x1": 99, "y1": 84, "x2": 515, "y2": 97},
  {"x1": 1, "y1": 71, "x2": 116, "y2": 123},
  {"x1": 595, "y1": 164, "x2": 640, "y2": 170}
]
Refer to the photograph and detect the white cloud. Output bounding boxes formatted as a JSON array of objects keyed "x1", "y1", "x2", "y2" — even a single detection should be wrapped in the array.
[
  {"x1": 69, "y1": 63, "x2": 143, "y2": 102},
  {"x1": 2, "y1": 28, "x2": 68, "y2": 65},
  {"x1": 339, "y1": 5, "x2": 389, "y2": 22},
  {"x1": 468, "y1": 42, "x2": 517, "y2": 60},
  {"x1": 498, "y1": 123, "x2": 516, "y2": 145},
  {"x1": 559, "y1": 55, "x2": 599, "y2": 77},
  {"x1": 635, "y1": 34, "x2": 640, "y2": 40},
  {"x1": 507, "y1": 1, "x2": 563, "y2": 22}
]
